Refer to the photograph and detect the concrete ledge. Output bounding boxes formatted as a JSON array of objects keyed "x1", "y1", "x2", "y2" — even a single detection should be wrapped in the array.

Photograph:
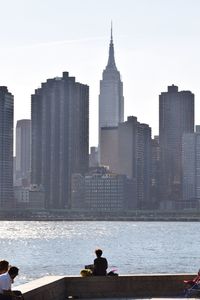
[
  {"x1": 17, "y1": 276, "x2": 66, "y2": 300},
  {"x1": 64, "y1": 274, "x2": 195, "y2": 298},
  {"x1": 16, "y1": 274, "x2": 196, "y2": 299}
]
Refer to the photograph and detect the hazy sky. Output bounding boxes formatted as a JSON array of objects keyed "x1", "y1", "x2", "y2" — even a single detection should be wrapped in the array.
[{"x1": 1, "y1": 0, "x2": 200, "y2": 147}]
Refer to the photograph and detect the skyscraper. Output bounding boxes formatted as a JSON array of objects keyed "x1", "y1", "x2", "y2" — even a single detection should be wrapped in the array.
[
  {"x1": 118, "y1": 116, "x2": 152, "y2": 208},
  {"x1": 151, "y1": 136, "x2": 160, "y2": 208},
  {"x1": 31, "y1": 72, "x2": 89, "y2": 209},
  {"x1": 99, "y1": 26, "x2": 124, "y2": 162},
  {"x1": 182, "y1": 126, "x2": 200, "y2": 206},
  {"x1": 0, "y1": 86, "x2": 14, "y2": 208},
  {"x1": 99, "y1": 115, "x2": 152, "y2": 209},
  {"x1": 159, "y1": 85, "x2": 194, "y2": 205},
  {"x1": 15, "y1": 119, "x2": 31, "y2": 185}
]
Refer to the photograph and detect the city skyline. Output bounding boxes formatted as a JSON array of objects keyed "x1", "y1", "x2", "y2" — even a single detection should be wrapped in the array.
[{"x1": 1, "y1": 0, "x2": 200, "y2": 148}]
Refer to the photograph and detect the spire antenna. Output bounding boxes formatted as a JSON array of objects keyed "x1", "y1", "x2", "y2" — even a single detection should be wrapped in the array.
[
  {"x1": 106, "y1": 22, "x2": 117, "y2": 70},
  {"x1": 111, "y1": 21, "x2": 113, "y2": 42}
]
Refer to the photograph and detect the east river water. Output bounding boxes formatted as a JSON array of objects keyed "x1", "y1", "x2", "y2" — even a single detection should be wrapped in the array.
[{"x1": 0, "y1": 221, "x2": 199, "y2": 285}]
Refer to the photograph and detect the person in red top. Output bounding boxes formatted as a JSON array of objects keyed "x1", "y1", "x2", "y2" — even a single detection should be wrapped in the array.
[{"x1": 184, "y1": 269, "x2": 200, "y2": 289}]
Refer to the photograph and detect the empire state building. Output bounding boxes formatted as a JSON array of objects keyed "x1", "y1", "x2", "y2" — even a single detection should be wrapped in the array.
[
  {"x1": 99, "y1": 27, "x2": 124, "y2": 130},
  {"x1": 99, "y1": 26, "x2": 124, "y2": 165}
]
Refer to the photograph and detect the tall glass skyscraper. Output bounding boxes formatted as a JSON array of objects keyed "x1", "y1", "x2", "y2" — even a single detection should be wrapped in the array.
[
  {"x1": 182, "y1": 127, "x2": 200, "y2": 205},
  {"x1": 31, "y1": 72, "x2": 89, "y2": 209},
  {"x1": 159, "y1": 85, "x2": 194, "y2": 205},
  {"x1": 0, "y1": 86, "x2": 14, "y2": 208}
]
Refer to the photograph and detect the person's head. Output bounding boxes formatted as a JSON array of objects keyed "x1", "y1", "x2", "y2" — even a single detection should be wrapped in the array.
[
  {"x1": 95, "y1": 248, "x2": 103, "y2": 258},
  {"x1": 8, "y1": 266, "x2": 19, "y2": 280},
  {"x1": 0, "y1": 260, "x2": 9, "y2": 274}
]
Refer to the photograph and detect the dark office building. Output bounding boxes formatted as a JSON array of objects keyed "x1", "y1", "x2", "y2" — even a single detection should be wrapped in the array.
[
  {"x1": 159, "y1": 85, "x2": 194, "y2": 206},
  {"x1": 31, "y1": 72, "x2": 89, "y2": 209},
  {"x1": 118, "y1": 116, "x2": 152, "y2": 209},
  {"x1": 181, "y1": 127, "x2": 200, "y2": 209},
  {"x1": 0, "y1": 87, "x2": 14, "y2": 208},
  {"x1": 89, "y1": 147, "x2": 98, "y2": 168},
  {"x1": 151, "y1": 136, "x2": 160, "y2": 208},
  {"x1": 137, "y1": 123, "x2": 152, "y2": 209}
]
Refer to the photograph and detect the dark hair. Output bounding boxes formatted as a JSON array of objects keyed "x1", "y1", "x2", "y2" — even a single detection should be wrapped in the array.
[
  {"x1": 95, "y1": 249, "x2": 103, "y2": 257},
  {"x1": 8, "y1": 266, "x2": 19, "y2": 276},
  {"x1": 0, "y1": 260, "x2": 9, "y2": 272}
]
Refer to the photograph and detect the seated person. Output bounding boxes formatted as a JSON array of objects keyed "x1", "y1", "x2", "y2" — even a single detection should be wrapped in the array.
[
  {"x1": 0, "y1": 261, "x2": 9, "y2": 275},
  {"x1": 93, "y1": 249, "x2": 108, "y2": 276},
  {"x1": 184, "y1": 269, "x2": 200, "y2": 289},
  {"x1": 0, "y1": 266, "x2": 23, "y2": 300}
]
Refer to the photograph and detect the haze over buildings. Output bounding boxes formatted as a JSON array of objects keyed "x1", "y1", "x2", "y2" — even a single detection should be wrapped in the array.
[
  {"x1": 1, "y1": 1, "x2": 200, "y2": 148},
  {"x1": 1, "y1": 27, "x2": 199, "y2": 211},
  {"x1": 0, "y1": 1, "x2": 200, "y2": 212}
]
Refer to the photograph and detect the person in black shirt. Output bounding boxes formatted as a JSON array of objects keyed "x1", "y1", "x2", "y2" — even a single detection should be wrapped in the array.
[{"x1": 93, "y1": 249, "x2": 108, "y2": 276}]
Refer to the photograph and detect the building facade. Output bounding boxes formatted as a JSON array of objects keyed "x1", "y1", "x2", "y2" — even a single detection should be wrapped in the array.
[
  {"x1": 159, "y1": 85, "x2": 194, "y2": 205},
  {"x1": 99, "y1": 116, "x2": 152, "y2": 209},
  {"x1": 71, "y1": 167, "x2": 134, "y2": 212},
  {"x1": 15, "y1": 119, "x2": 31, "y2": 186},
  {"x1": 0, "y1": 87, "x2": 14, "y2": 208},
  {"x1": 182, "y1": 126, "x2": 200, "y2": 207},
  {"x1": 118, "y1": 116, "x2": 152, "y2": 209},
  {"x1": 151, "y1": 136, "x2": 160, "y2": 208},
  {"x1": 89, "y1": 147, "x2": 98, "y2": 168},
  {"x1": 100, "y1": 127, "x2": 119, "y2": 173},
  {"x1": 99, "y1": 27, "x2": 124, "y2": 163},
  {"x1": 137, "y1": 123, "x2": 152, "y2": 209},
  {"x1": 14, "y1": 184, "x2": 45, "y2": 209},
  {"x1": 31, "y1": 72, "x2": 89, "y2": 209}
]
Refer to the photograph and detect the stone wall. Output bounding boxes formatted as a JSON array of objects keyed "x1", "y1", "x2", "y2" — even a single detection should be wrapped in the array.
[
  {"x1": 16, "y1": 276, "x2": 66, "y2": 300},
  {"x1": 16, "y1": 274, "x2": 195, "y2": 299},
  {"x1": 64, "y1": 274, "x2": 194, "y2": 298}
]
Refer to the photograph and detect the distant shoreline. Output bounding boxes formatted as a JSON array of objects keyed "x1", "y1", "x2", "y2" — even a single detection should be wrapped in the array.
[
  {"x1": 0, "y1": 210, "x2": 200, "y2": 221},
  {"x1": 2, "y1": 218, "x2": 200, "y2": 221}
]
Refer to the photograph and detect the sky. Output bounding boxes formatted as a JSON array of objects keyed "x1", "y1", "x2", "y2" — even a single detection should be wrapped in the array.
[{"x1": 1, "y1": 0, "x2": 200, "y2": 148}]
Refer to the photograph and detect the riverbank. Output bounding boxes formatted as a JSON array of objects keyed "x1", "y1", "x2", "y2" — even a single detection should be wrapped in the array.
[{"x1": 1, "y1": 209, "x2": 200, "y2": 221}]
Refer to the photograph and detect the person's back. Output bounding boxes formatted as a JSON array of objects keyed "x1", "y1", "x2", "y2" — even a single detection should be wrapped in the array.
[
  {"x1": 93, "y1": 249, "x2": 108, "y2": 276},
  {"x1": 0, "y1": 271, "x2": 13, "y2": 296}
]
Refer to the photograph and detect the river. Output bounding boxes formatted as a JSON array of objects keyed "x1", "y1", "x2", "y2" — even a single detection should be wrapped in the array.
[{"x1": 0, "y1": 221, "x2": 198, "y2": 285}]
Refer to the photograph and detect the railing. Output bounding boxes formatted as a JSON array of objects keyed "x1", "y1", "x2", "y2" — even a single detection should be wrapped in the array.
[{"x1": 17, "y1": 274, "x2": 195, "y2": 299}]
